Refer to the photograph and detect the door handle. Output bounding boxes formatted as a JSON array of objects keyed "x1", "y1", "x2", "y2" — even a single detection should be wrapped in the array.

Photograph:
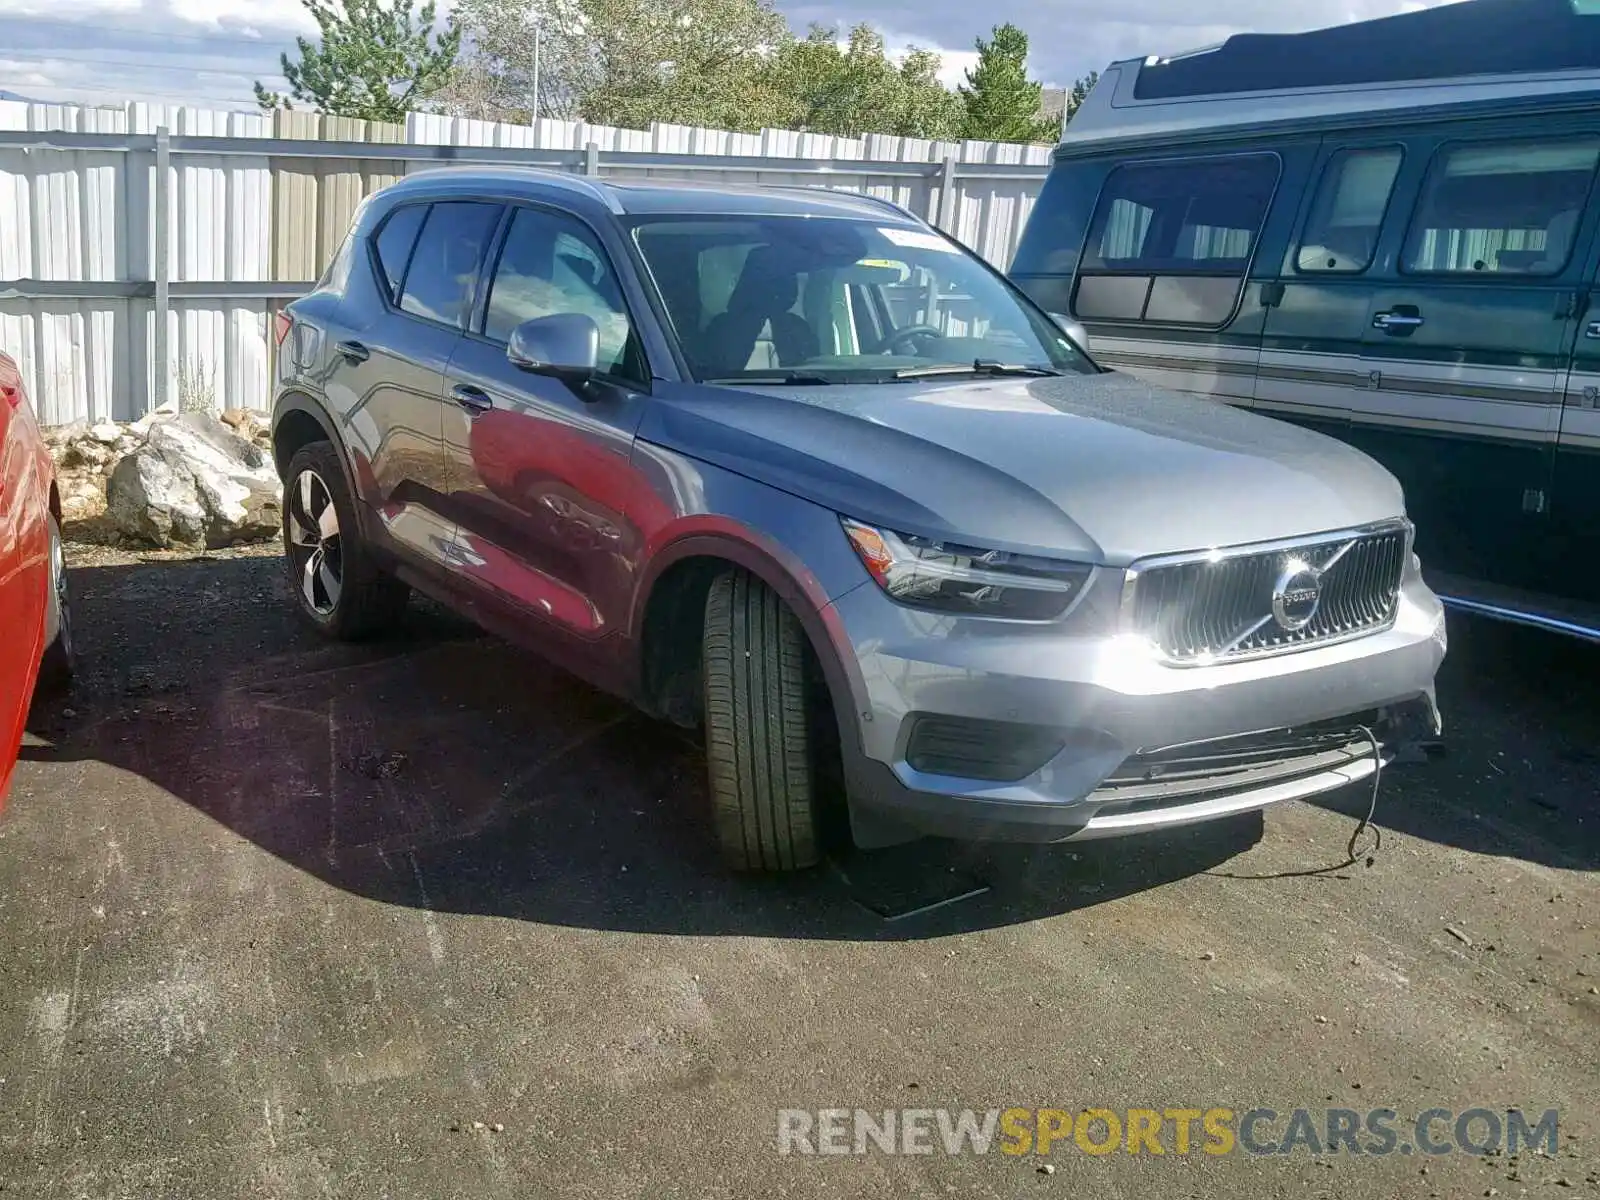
[
  {"x1": 1585, "y1": 320, "x2": 1600, "y2": 339},
  {"x1": 335, "y1": 340, "x2": 370, "y2": 363},
  {"x1": 451, "y1": 383, "x2": 494, "y2": 413},
  {"x1": 1372, "y1": 311, "x2": 1425, "y2": 334}
]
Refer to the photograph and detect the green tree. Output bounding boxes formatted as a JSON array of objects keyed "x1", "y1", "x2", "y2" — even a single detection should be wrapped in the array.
[
  {"x1": 958, "y1": 23, "x2": 1058, "y2": 143},
  {"x1": 765, "y1": 24, "x2": 964, "y2": 140},
  {"x1": 1063, "y1": 69, "x2": 1100, "y2": 125},
  {"x1": 443, "y1": 0, "x2": 792, "y2": 129},
  {"x1": 255, "y1": 0, "x2": 461, "y2": 122}
]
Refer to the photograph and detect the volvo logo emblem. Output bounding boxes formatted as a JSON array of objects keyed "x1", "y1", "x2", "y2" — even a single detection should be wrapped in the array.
[{"x1": 1271, "y1": 559, "x2": 1323, "y2": 631}]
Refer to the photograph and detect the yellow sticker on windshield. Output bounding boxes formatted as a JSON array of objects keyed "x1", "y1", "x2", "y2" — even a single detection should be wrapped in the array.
[{"x1": 878, "y1": 226, "x2": 958, "y2": 253}]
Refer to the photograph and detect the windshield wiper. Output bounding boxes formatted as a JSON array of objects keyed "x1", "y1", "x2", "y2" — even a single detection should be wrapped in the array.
[
  {"x1": 893, "y1": 360, "x2": 1065, "y2": 381},
  {"x1": 704, "y1": 371, "x2": 836, "y2": 385}
]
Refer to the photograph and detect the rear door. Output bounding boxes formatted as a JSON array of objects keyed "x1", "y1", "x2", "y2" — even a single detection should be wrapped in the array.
[
  {"x1": 1353, "y1": 130, "x2": 1599, "y2": 590},
  {"x1": 318, "y1": 199, "x2": 502, "y2": 578},
  {"x1": 1256, "y1": 141, "x2": 1407, "y2": 440}
]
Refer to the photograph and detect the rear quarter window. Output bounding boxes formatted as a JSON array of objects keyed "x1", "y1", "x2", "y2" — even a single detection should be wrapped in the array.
[{"x1": 372, "y1": 204, "x2": 428, "y2": 300}]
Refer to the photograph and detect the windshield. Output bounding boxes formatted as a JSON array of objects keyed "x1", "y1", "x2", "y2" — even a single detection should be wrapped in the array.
[{"x1": 630, "y1": 215, "x2": 1093, "y2": 383}]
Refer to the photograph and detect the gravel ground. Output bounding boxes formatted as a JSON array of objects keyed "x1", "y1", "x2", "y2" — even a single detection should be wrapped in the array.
[{"x1": 0, "y1": 541, "x2": 1595, "y2": 1198}]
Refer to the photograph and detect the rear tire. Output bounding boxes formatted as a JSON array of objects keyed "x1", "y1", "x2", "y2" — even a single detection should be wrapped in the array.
[
  {"x1": 702, "y1": 570, "x2": 821, "y2": 872},
  {"x1": 283, "y1": 441, "x2": 409, "y2": 640},
  {"x1": 36, "y1": 512, "x2": 75, "y2": 694}
]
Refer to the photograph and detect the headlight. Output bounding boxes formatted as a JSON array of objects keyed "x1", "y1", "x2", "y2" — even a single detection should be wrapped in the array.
[{"x1": 840, "y1": 518, "x2": 1093, "y2": 620}]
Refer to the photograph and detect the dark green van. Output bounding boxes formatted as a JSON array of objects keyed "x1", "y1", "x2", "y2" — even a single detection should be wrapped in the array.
[{"x1": 1010, "y1": 0, "x2": 1600, "y2": 639}]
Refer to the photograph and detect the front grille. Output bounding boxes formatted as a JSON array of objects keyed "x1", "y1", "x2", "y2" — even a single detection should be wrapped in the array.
[{"x1": 1127, "y1": 524, "x2": 1409, "y2": 663}]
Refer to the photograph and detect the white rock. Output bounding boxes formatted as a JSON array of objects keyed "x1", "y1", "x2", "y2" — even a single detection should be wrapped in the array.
[
  {"x1": 107, "y1": 452, "x2": 209, "y2": 546},
  {"x1": 106, "y1": 412, "x2": 282, "y2": 548},
  {"x1": 87, "y1": 422, "x2": 122, "y2": 445},
  {"x1": 42, "y1": 420, "x2": 86, "y2": 448},
  {"x1": 61, "y1": 440, "x2": 113, "y2": 469}
]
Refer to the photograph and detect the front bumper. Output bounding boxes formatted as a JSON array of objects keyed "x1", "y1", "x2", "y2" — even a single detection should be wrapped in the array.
[{"x1": 828, "y1": 566, "x2": 1447, "y2": 847}]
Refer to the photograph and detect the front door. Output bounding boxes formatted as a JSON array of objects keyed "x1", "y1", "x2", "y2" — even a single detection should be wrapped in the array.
[
  {"x1": 1353, "y1": 132, "x2": 1599, "y2": 591},
  {"x1": 441, "y1": 203, "x2": 652, "y2": 648}
]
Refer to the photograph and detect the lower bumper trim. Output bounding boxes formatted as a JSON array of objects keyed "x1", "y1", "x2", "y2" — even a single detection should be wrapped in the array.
[{"x1": 1062, "y1": 753, "x2": 1380, "y2": 841}]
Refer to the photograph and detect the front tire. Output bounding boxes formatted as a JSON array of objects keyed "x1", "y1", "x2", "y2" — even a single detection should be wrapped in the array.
[
  {"x1": 283, "y1": 442, "x2": 409, "y2": 640},
  {"x1": 702, "y1": 571, "x2": 821, "y2": 872}
]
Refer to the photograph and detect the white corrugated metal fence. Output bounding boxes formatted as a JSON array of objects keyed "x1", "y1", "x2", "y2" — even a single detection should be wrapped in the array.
[{"x1": 0, "y1": 99, "x2": 1051, "y2": 426}]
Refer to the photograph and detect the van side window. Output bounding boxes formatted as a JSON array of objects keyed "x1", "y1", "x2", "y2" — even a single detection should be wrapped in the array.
[
  {"x1": 1074, "y1": 154, "x2": 1278, "y2": 327},
  {"x1": 1402, "y1": 138, "x2": 1600, "y2": 275},
  {"x1": 1297, "y1": 148, "x2": 1403, "y2": 273}
]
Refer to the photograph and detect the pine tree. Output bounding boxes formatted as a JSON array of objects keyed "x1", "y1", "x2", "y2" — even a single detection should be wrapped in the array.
[
  {"x1": 255, "y1": 0, "x2": 461, "y2": 123},
  {"x1": 958, "y1": 24, "x2": 1059, "y2": 144},
  {"x1": 1064, "y1": 70, "x2": 1101, "y2": 125}
]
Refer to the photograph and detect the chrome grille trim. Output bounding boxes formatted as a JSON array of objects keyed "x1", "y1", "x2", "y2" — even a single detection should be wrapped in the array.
[{"x1": 1121, "y1": 520, "x2": 1413, "y2": 665}]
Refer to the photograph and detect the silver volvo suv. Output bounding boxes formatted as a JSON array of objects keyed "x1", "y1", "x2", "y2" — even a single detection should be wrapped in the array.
[{"x1": 270, "y1": 169, "x2": 1446, "y2": 871}]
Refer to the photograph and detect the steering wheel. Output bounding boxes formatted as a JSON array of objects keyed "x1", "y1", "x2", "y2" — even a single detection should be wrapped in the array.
[{"x1": 874, "y1": 324, "x2": 943, "y2": 355}]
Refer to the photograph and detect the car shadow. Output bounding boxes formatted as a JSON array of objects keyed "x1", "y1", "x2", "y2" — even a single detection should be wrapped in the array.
[{"x1": 17, "y1": 555, "x2": 1276, "y2": 940}]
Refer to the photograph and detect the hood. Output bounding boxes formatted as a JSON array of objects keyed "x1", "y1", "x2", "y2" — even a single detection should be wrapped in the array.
[{"x1": 639, "y1": 371, "x2": 1406, "y2": 565}]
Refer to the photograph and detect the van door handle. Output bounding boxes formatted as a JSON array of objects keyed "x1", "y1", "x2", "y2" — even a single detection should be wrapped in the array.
[
  {"x1": 451, "y1": 383, "x2": 494, "y2": 413},
  {"x1": 335, "y1": 340, "x2": 370, "y2": 363},
  {"x1": 1585, "y1": 320, "x2": 1600, "y2": 339},
  {"x1": 1373, "y1": 311, "x2": 1424, "y2": 334}
]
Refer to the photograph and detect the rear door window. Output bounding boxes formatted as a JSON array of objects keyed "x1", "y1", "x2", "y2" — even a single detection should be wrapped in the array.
[
  {"x1": 1074, "y1": 154, "x2": 1279, "y2": 326},
  {"x1": 1297, "y1": 148, "x2": 1404, "y2": 273},
  {"x1": 398, "y1": 201, "x2": 503, "y2": 328},
  {"x1": 1402, "y1": 137, "x2": 1600, "y2": 275},
  {"x1": 372, "y1": 203, "x2": 427, "y2": 299}
]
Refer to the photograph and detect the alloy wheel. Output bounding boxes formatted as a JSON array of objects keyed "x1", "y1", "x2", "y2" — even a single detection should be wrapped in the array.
[
  {"x1": 287, "y1": 468, "x2": 343, "y2": 616},
  {"x1": 48, "y1": 517, "x2": 73, "y2": 660}
]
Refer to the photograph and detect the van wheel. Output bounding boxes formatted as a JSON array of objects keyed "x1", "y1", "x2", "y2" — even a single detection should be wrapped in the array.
[
  {"x1": 36, "y1": 513, "x2": 75, "y2": 694},
  {"x1": 702, "y1": 570, "x2": 821, "y2": 872},
  {"x1": 283, "y1": 442, "x2": 409, "y2": 640}
]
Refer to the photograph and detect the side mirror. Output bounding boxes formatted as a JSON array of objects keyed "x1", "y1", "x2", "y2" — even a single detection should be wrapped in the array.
[
  {"x1": 507, "y1": 313, "x2": 601, "y2": 382},
  {"x1": 1049, "y1": 312, "x2": 1091, "y2": 353}
]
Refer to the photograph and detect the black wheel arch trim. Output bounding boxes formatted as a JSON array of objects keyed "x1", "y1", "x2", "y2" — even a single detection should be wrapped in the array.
[
  {"x1": 271, "y1": 391, "x2": 370, "y2": 541},
  {"x1": 632, "y1": 532, "x2": 870, "y2": 762}
]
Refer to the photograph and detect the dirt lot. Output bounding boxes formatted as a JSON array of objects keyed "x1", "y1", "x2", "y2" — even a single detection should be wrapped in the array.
[{"x1": 0, "y1": 543, "x2": 1596, "y2": 1198}]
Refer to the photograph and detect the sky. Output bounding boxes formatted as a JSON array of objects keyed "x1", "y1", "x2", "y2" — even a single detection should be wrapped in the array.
[{"x1": 0, "y1": 0, "x2": 1453, "y2": 113}]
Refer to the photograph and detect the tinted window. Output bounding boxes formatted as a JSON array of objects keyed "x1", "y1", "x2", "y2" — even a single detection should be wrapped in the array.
[
  {"x1": 1297, "y1": 148, "x2": 1403, "y2": 273},
  {"x1": 1074, "y1": 155, "x2": 1277, "y2": 327},
  {"x1": 399, "y1": 202, "x2": 502, "y2": 327},
  {"x1": 631, "y1": 216, "x2": 1091, "y2": 383},
  {"x1": 372, "y1": 204, "x2": 426, "y2": 299},
  {"x1": 483, "y1": 206, "x2": 644, "y2": 380},
  {"x1": 1403, "y1": 138, "x2": 1599, "y2": 275},
  {"x1": 1082, "y1": 156, "x2": 1277, "y2": 272}
]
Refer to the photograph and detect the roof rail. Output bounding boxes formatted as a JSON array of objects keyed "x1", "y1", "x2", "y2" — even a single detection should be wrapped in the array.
[
  {"x1": 764, "y1": 184, "x2": 922, "y2": 223},
  {"x1": 398, "y1": 164, "x2": 625, "y2": 214}
]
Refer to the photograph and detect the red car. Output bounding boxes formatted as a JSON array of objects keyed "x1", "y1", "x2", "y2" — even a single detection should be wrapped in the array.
[{"x1": 0, "y1": 353, "x2": 73, "y2": 806}]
